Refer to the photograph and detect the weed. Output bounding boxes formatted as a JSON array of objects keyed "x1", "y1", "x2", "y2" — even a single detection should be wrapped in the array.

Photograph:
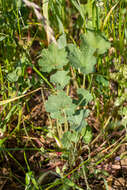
[{"x1": 0, "y1": 0, "x2": 127, "y2": 190}]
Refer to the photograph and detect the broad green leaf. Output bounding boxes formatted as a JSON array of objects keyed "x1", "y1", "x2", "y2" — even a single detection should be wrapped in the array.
[
  {"x1": 61, "y1": 131, "x2": 80, "y2": 149},
  {"x1": 75, "y1": 120, "x2": 87, "y2": 132},
  {"x1": 69, "y1": 109, "x2": 89, "y2": 131},
  {"x1": 83, "y1": 125, "x2": 93, "y2": 144},
  {"x1": 50, "y1": 70, "x2": 70, "y2": 89},
  {"x1": 61, "y1": 131, "x2": 71, "y2": 149},
  {"x1": 51, "y1": 112, "x2": 67, "y2": 123},
  {"x1": 69, "y1": 131, "x2": 80, "y2": 143},
  {"x1": 81, "y1": 31, "x2": 111, "y2": 55},
  {"x1": 45, "y1": 91, "x2": 76, "y2": 123},
  {"x1": 69, "y1": 109, "x2": 86, "y2": 126},
  {"x1": 67, "y1": 43, "x2": 96, "y2": 74},
  {"x1": 77, "y1": 88, "x2": 93, "y2": 104},
  {"x1": 7, "y1": 66, "x2": 22, "y2": 82},
  {"x1": 38, "y1": 43, "x2": 68, "y2": 73}
]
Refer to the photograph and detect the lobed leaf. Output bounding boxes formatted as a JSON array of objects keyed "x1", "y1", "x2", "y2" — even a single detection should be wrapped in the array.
[
  {"x1": 38, "y1": 43, "x2": 68, "y2": 73},
  {"x1": 77, "y1": 88, "x2": 93, "y2": 104},
  {"x1": 50, "y1": 70, "x2": 70, "y2": 89},
  {"x1": 45, "y1": 91, "x2": 76, "y2": 123},
  {"x1": 67, "y1": 31, "x2": 110, "y2": 75},
  {"x1": 68, "y1": 109, "x2": 90, "y2": 132},
  {"x1": 67, "y1": 43, "x2": 96, "y2": 74},
  {"x1": 81, "y1": 31, "x2": 111, "y2": 55},
  {"x1": 61, "y1": 131, "x2": 80, "y2": 149}
]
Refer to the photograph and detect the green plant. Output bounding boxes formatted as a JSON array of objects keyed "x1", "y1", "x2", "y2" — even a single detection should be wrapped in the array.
[
  {"x1": 2, "y1": 0, "x2": 127, "y2": 189},
  {"x1": 38, "y1": 30, "x2": 110, "y2": 188}
]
